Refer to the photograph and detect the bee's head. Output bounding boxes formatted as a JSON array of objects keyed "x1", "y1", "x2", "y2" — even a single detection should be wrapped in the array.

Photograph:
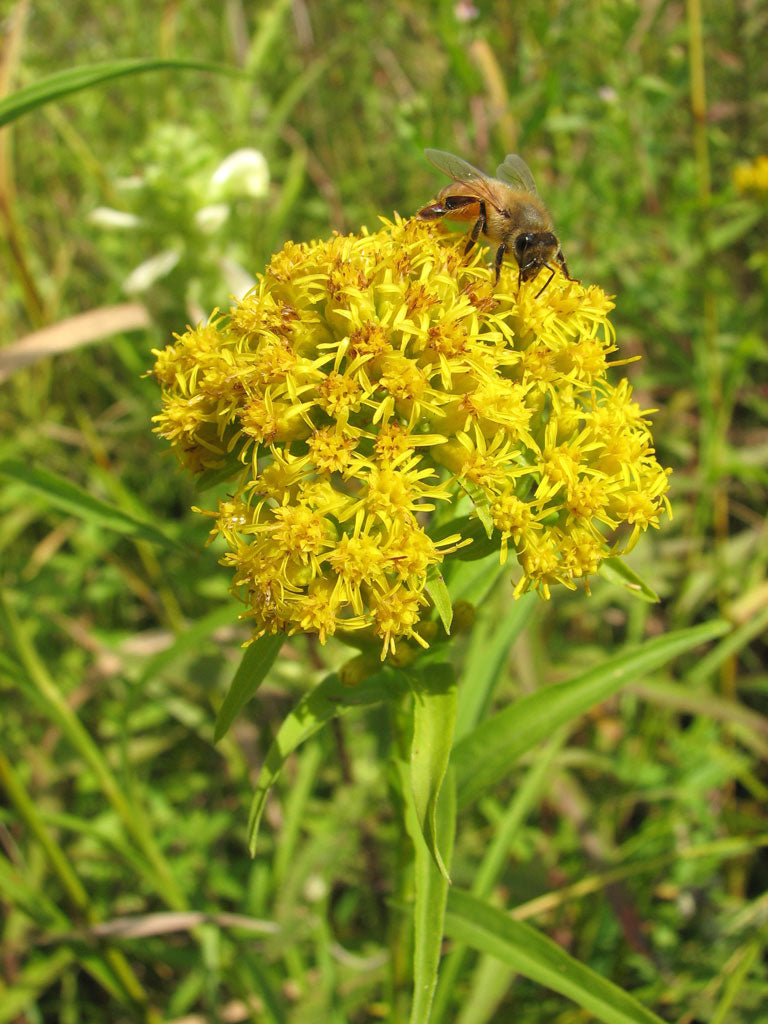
[{"x1": 513, "y1": 232, "x2": 559, "y2": 280}]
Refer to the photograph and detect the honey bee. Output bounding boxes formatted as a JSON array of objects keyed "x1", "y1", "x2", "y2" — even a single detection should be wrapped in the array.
[{"x1": 417, "y1": 149, "x2": 575, "y2": 295}]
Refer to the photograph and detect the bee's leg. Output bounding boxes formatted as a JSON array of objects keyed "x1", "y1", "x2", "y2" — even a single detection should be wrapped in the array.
[
  {"x1": 556, "y1": 249, "x2": 580, "y2": 284},
  {"x1": 463, "y1": 200, "x2": 487, "y2": 255},
  {"x1": 494, "y1": 241, "x2": 507, "y2": 284},
  {"x1": 417, "y1": 203, "x2": 448, "y2": 221},
  {"x1": 535, "y1": 265, "x2": 556, "y2": 298},
  {"x1": 419, "y1": 194, "x2": 478, "y2": 220}
]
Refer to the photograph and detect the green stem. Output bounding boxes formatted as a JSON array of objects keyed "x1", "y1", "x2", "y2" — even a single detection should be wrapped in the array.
[
  {"x1": 686, "y1": 0, "x2": 735, "y2": 696},
  {"x1": 387, "y1": 693, "x2": 416, "y2": 1024}
]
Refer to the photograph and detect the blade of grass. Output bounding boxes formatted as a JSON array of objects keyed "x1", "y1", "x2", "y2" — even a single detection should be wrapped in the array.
[
  {"x1": 0, "y1": 0, "x2": 46, "y2": 324},
  {"x1": 685, "y1": 603, "x2": 768, "y2": 686},
  {"x1": 135, "y1": 603, "x2": 243, "y2": 688},
  {"x1": 455, "y1": 953, "x2": 515, "y2": 1024},
  {"x1": 0, "y1": 459, "x2": 183, "y2": 549},
  {"x1": 0, "y1": 852, "x2": 70, "y2": 929},
  {"x1": 511, "y1": 834, "x2": 768, "y2": 922},
  {"x1": 0, "y1": 948, "x2": 76, "y2": 1024},
  {"x1": 261, "y1": 54, "x2": 332, "y2": 149},
  {"x1": 0, "y1": 58, "x2": 240, "y2": 127},
  {"x1": 0, "y1": 750, "x2": 158, "y2": 1021},
  {"x1": 272, "y1": 739, "x2": 324, "y2": 889},
  {"x1": 0, "y1": 588, "x2": 187, "y2": 913},
  {"x1": 708, "y1": 937, "x2": 761, "y2": 1024}
]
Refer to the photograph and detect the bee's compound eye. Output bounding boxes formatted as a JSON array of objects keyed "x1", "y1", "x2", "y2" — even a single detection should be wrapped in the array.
[{"x1": 514, "y1": 233, "x2": 535, "y2": 257}]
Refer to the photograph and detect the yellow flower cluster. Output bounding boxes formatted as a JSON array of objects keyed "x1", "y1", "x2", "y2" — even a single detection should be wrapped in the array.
[
  {"x1": 152, "y1": 216, "x2": 670, "y2": 657},
  {"x1": 733, "y1": 154, "x2": 768, "y2": 193}
]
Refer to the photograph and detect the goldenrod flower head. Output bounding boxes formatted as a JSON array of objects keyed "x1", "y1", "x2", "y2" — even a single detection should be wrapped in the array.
[
  {"x1": 733, "y1": 154, "x2": 768, "y2": 193},
  {"x1": 152, "y1": 216, "x2": 671, "y2": 657}
]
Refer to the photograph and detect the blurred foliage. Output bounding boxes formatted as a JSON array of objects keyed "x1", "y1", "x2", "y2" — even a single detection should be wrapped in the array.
[{"x1": 1, "y1": 0, "x2": 767, "y2": 1022}]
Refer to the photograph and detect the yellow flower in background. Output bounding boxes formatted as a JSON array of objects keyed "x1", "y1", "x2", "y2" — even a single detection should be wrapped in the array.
[
  {"x1": 152, "y1": 216, "x2": 671, "y2": 657},
  {"x1": 733, "y1": 154, "x2": 768, "y2": 193}
]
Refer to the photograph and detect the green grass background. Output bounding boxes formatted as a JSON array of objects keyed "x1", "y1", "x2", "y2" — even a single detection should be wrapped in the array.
[{"x1": 1, "y1": 1, "x2": 767, "y2": 1021}]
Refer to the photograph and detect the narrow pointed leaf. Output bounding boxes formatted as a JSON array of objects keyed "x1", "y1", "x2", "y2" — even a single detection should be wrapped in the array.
[
  {"x1": 213, "y1": 634, "x2": 285, "y2": 742},
  {"x1": 409, "y1": 663, "x2": 457, "y2": 879},
  {"x1": 599, "y1": 556, "x2": 659, "y2": 602},
  {"x1": 425, "y1": 566, "x2": 453, "y2": 635},
  {"x1": 454, "y1": 620, "x2": 730, "y2": 809},
  {"x1": 248, "y1": 668, "x2": 407, "y2": 853},
  {"x1": 456, "y1": 593, "x2": 536, "y2": 740},
  {"x1": 410, "y1": 768, "x2": 456, "y2": 1024},
  {"x1": 445, "y1": 889, "x2": 666, "y2": 1024},
  {"x1": 461, "y1": 481, "x2": 494, "y2": 536}
]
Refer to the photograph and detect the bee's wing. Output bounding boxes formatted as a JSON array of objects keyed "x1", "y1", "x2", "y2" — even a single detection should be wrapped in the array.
[
  {"x1": 495, "y1": 154, "x2": 539, "y2": 195},
  {"x1": 424, "y1": 148, "x2": 505, "y2": 213},
  {"x1": 424, "y1": 148, "x2": 490, "y2": 184}
]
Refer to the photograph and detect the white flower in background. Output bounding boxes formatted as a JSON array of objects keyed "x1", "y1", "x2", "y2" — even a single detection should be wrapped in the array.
[
  {"x1": 194, "y1": 203, "x2": 230, "y2": 235},
  {"x1": 303, "y1": 875, "x2": 329, "y2": 904},
  {"x1": 210, "y1": 148, "x2": 269, "y2": 199},
  {"x1": 115, "y1": 175, "x2": 145, "y2": 191},
  {"x1": 123, "y1": 249, "x2": 181, "y2": 294},
  {"x1": 218, "y1": 257, "x2": 257, "y2": 300},
  {"x1": 90, "y1": 207, "x2": 141, "y2": 230},
  {"x1": 454, "y1": 1, "x2": 479, "y2": 21}
]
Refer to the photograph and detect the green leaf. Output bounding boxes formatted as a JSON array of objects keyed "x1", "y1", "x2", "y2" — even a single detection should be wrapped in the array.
[
  {"x1": 685, "y1": 602, "x2": 768, "y2": 686},
  {"x1": 0, "y1": 949, "x2": 76, "y2": 1024},
  {"x1": 445, "y1": 549, "x2": 508, "y2": 607},
  {"x1": 456, "y1": 593, "x2": 537, "y2": 740},
  {"x1": 431, "y1": 731, "x2": 564, "y2": 1024},
  {"x1": 709, "y1": 937, "x2": 762, "y2": 1024},
  {"x1": 0, "y1": 59, "x2": 237, "y2": 127},
  {"x1": 193, "y1": 455, "x2": 248, "y2": 493},
  {"x1": 708, "y1": 206, "x2": 763, "y2": 253},
  {"x1": 213, "y1": 634, "x2": 285, "y2": 743},
  {"x1": 409, "y1": 663, "x2": 457, "y2": 880},
  {"x1": 0, "y1": 459, "x2": 182, "y2": 549},
  {"x1": 444, "y1": 890, "x2": 667, "y2": 1024},
  {"x1": 429, "y1": 515, "x2": 499, "y2": 561},
  {"x1": 453, "y1": 619, "x2": 730, "y2": 809},
  {"x1": 460, "y1": 481, "x2": 494, "y2": 537},
  {"x1": 425, "y1": 566, "x2": 453, "y2": 635},
  {"x1": 0, "y1": 590, "x2": 188, "y2": 912},
  {"x1": 247, "y1": 668, "x2": 407, "y2": 853},
  {"x1": 599, "y1": 556, "x2": 659, "y2": 602},
  {"x1": 410, "y1": 768, "x2": 456, "y2": 1024}
]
